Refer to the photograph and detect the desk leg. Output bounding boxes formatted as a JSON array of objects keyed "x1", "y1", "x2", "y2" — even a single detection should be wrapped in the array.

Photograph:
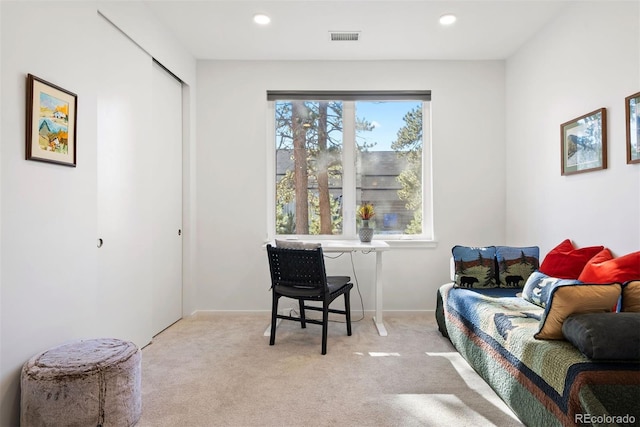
[{"x1": 372, "y1": 250, "x2": 387, "y2": 336}]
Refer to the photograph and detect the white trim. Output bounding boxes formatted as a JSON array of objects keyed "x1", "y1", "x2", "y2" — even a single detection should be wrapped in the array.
[
  {"x1": 266, "y1": 102, "x2": 276, "y2": 239},
  {"x1": 385, "y1": 239, "x2": 438, "y2": 249},
  {"x1": 262, "y1": 237, "x2": 437, "y2": 249},
  {"x1": 422, "y1": 101, "x2": 434, "y2": 240},
  {"x1": 190, "y1": 309, "x2": 435, "y2": 316}
]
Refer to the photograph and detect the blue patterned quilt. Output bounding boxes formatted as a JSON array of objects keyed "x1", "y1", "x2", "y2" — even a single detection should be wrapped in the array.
[{"x1": 439, "y1": 283, "x2": 640, "y2": 427}]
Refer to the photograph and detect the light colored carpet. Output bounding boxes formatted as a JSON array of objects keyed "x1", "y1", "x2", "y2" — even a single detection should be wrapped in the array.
[{"x1": 137, "y1": 312, "x2": 523, "y2": 427}]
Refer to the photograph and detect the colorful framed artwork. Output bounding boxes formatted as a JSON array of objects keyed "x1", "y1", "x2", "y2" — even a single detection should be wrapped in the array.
[
  {"x1": 26, "y1": 74, "x2": 77, "y2": 167},
  {"x1": 626, "y1": 91, "x2": 640, "y2": 164},
  {"x1": 560, "y1": 108, "x2": 607, "y2": 176}
]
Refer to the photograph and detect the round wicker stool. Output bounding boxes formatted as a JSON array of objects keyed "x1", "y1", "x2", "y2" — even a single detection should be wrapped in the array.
[{"x1": 21, "y1": 338, "x2": 141, "y2": 427}]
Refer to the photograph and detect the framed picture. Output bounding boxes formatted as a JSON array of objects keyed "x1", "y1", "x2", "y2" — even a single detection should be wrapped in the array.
[
  {"x1": 560, "y1": 108, "x2": 607, "y2": 176},
  {"x1": 626, "y1": 91, "x2": 640, "y2": 164},
  {"x1": 26, "y1": 74, "x2": 77, "y2": 167}
]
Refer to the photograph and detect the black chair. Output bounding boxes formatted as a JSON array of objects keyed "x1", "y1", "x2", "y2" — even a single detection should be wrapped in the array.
[{"x1": 266, "y1": 244, "x2": 353, "y2": 355}]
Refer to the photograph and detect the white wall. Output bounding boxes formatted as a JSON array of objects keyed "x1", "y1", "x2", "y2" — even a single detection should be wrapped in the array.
[
  {"x1": 0, "y1": 2, "x2": 196, "y2": 425},
  {"x1": 1, "y1": 4, "x2": 101, "y2": 424},
  {"x1": 195, "y1": 60, "x2": 506, "y2": 312},
  {"x1": 6, "y1": 1, "x2": 635, "y2": 425},
  {"x1": 505, "y1": 1, "x2": 640, "y2": 256}
]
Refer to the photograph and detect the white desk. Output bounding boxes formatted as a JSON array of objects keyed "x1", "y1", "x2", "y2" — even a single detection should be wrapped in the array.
[
  {"x1": 266, "y1": 240, "x2": 391, "y2": 336},
  {"x1": 320, "y1": 240, "x2": 390, "y2": 336}
]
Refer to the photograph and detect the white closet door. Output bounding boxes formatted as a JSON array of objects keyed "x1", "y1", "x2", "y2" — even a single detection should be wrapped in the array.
[
  {"x1": 97, "y1": 17, "x2": 154, "y2": 347},
  {"x1": 151, "y1": 61, "x2": 183, "y2": 335}
]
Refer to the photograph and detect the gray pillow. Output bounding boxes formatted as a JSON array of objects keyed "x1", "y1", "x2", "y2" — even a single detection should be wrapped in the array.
[
  {"x1": 274, "y1": 239, "x2": 321, "y2": 250},
  {"x1": 562, "y1": 312, "x2": 640, "y2": 360}
]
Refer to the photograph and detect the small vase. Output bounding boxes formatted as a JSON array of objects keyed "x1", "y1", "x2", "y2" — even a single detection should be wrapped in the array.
[{"x1": 359, "y1": 220, "x2": 373, "y2": 243}]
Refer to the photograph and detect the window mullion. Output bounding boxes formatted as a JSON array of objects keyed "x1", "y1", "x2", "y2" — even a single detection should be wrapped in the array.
[{"x1": 342, "y1": 101, "x2": 356, "y2": 238}]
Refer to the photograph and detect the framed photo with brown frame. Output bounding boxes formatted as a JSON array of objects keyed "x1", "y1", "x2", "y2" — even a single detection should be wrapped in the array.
[
  {"x1": 26, "y1": 74, "x2": 77, "y2": 167},
  {"x1": 560, "y1": 108, "x2": 607, "y2": 176},
  {"x1": 626, "y1": 91, "x2": 640, "y2": 164}
]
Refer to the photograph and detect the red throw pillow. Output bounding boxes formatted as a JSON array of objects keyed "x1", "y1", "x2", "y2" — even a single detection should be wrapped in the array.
[
  {"x1": 578, "y1": 250, "x2": 640, "y2": 284},
  {"x1": 539, "y1": 239, "x2": 604, "y2": 279}
]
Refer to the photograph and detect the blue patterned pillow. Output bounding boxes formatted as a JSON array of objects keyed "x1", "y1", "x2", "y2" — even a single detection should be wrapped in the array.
[
  {"x1": 495, "y1": 246, "x2": 540, "y2": 288},
  {"x1": 452, "y1": 245, "x2": 497, "y2": 288},
  {"x1": 522, "y1": 271, "x2": 582, "y2": 307}
]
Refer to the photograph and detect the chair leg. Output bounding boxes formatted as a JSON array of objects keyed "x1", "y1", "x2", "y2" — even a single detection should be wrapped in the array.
[
  {"x1": 344, "y1": 291, "x2": 352, "y2": 336},
  {"x1": 321, "y1": 300, "x2": 329, "y2": 355},
  {"x1": 270, "y1": 293, "x2": 279, "y2": 346},
  {"x1": 299, "y1": 299, "x2": 306, "y2": 328}
]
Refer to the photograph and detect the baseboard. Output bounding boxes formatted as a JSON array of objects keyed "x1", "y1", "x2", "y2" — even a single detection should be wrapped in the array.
[
  {"x1": 183, "y1": 309, "x2": 437, "y2": 338},
  {"x1": 188, "y1": 310, "x2": 271, "y2": 319},
  {"x1": 189, "y1": 309, "x2": 434, "y2": 317}
]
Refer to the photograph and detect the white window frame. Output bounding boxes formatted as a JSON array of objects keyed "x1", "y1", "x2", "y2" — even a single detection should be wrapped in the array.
[{"x1": 266, "y1": 96, "x2": 435, "y2": 246}]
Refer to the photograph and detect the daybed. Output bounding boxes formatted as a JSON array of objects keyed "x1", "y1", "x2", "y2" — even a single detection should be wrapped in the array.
[{"x1": 435, "y1": 243, "x2": 640, "y2": 427}]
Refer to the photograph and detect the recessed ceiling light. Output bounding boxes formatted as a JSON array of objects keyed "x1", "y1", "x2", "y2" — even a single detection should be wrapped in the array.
[
  {"x1": 253, "y1": 14, "x2": 271, "y2": 25},
  {"x1": 439, "y1": 14, "x2": 457, "y2": 26}
]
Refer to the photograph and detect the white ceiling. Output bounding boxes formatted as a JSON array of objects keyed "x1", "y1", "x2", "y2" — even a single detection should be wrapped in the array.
[{"x1": 143, "y1": 0, "x2": 571, "y2": 61}]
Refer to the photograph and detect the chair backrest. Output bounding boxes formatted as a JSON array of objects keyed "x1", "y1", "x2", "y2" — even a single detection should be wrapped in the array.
[{"x1": 266, "y1": 244, "x2": 328, "y2": 294}]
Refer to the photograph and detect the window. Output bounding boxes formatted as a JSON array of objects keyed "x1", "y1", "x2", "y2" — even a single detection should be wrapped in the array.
[{"x1": 267, "y1": 91, "x2": 432, "y2": 240}]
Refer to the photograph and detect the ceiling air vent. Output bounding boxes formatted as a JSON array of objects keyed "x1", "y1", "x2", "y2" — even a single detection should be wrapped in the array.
[{"x1": 329, "y1": 31, "x2": 360, "y2": 42}]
